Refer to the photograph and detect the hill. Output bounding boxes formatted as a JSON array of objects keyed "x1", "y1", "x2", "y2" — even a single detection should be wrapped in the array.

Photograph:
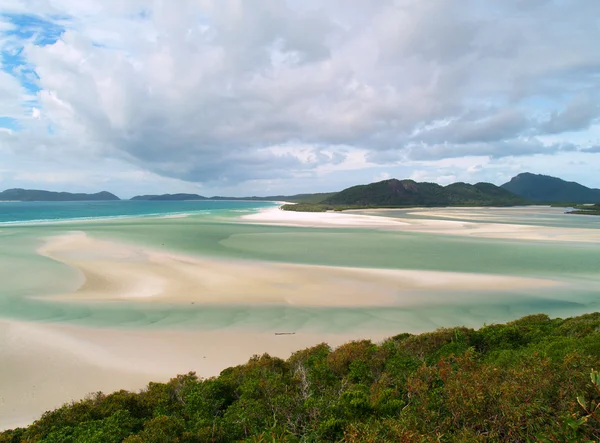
[
  {"x1": 321, "y1": 179, "x2": 526, "y2": 207},
  {"x1": 2, "y1": 313, "x2": 599, "y2": 442},
  {"x1": 131, "y1": 193, "x2": 336, "y2": 203},
  {"x1": 0, "y1": 189, "x2": 120, "y2": 202},
  {"x1": 501, "y1": 172, "x2": 600, "y2": 203},
  {"x1": 130, "y1": 193, "x2": 206, "y2": 201},
  {"x1": 250, "y1": 193, "x2": 336, "y2": 204}
]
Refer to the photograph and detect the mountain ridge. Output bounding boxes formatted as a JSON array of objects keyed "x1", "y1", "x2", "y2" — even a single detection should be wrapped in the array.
[
  {"x1": 501, "y1": 172, "x2": 600, "y2": 203},
  {"x1": 0, "y1": 189, "x2": 120, "y2": 202},
  {"x1": 321, "y1": 178, "x2": 527, "y2": 207}
]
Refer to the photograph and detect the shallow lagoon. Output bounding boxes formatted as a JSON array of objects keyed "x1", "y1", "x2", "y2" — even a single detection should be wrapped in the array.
[
  {"x1": 2, "y1": 203, "x2": 600, "y2": 430},
  {"x1": 1, "y1": 204, "x2": 599, "y2": 333}
]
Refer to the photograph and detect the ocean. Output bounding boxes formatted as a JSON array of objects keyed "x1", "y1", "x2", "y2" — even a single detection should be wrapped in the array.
[{"x1": 0, "y1": 200, "x2": 277, "y2": 224}]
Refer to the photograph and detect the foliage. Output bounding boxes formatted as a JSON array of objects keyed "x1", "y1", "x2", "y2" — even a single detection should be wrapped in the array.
[
  {"x1": 321, "y1": 178, "x2": 527, "y2": 208},
  {"x1": 567, "y1": 203, "x2": 600, "y2": 216},
  {"x1": 2, "y1": 313, "x2": 600, "y2": 442},
  {"x1": 281, "y1": 203, "x2": 332, "y2": 212}
]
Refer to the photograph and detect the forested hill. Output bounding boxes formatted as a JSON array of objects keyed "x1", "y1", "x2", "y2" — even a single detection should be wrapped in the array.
[
  {"x1": 2, "y1": 313, "x2": 599, "y2": 442},
  {"x1": 131, "y1": 193, "x2": 336, "y2": 203},
  {"x1": 0, "y1": 189, "x2": 120, "y2": 202},
  {"x1": 322, "y1": 179, "x2": 527, "y2": 207},
  {"x1": 130, "y1": 193, "x2": 207, "y2": 201},
  {"x1": 501, "y1": 172, "x2": 600, "y2": 203}
]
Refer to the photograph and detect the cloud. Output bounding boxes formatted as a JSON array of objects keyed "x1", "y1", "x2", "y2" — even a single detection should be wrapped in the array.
[
  {"x1": 541, "y1": 95, "x2": 600, "y2": 134},
  {"x1": 413, "y1": 109, "x2": 532, "y2": 145},
  {"x1": 0, "y1": 0, "x2": 599, "y2": 191}
]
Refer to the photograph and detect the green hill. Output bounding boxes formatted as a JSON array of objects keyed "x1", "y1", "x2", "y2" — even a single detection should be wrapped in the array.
[
  {"x1": 0, "y1": 189, "x2": 120, "y2": 202},
  {"x1": 501, "y1": 173, "x2": 600, "y2": 203},
  {"x1": 2, "y1": 313, "x2": 599, "y2": 442},
  {"x1": 322, "y1": 179, "x2": 526, "y2": 207}
]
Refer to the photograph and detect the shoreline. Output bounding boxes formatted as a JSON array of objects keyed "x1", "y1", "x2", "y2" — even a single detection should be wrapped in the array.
[
  {"x1": 0, "y1": 200, "x2": 280, "y2": 227},
  {"x1": 241, "y1": 205, "x2": 600, "y2": 242},
  {"x1": 0, "y1": 318, "x2": 392, "y2": 431}
]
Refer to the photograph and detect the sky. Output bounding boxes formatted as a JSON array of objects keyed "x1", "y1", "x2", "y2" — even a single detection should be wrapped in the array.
[{"x1": 0, "y1": 0, "x2": 599, "y2": 198}]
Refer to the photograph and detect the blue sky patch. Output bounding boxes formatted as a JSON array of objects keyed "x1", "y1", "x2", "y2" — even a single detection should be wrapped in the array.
[
  {"x1": 0, "y1": 116, "x2": 20, "y2": 131},
  {"x1": 0, "y1": 13, "x2": 68, "y2": 121},
  {"x1": 1, "y1": 13, "x2": 65, "y2": 46}
]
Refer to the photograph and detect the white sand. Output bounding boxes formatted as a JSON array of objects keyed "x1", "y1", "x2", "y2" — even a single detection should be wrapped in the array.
[
  {"x1": 37, "y1": 232, "x2": 558, "y2": 306},
  {"x1": 241, "y1": 206, "x2": 600, "y2": 243},
  {"x1": 0, "y1": 318, "x2": 391, "y2": 430},
  {"x1": 240, "y1": 206, "x2": 410, "y2": 228}
]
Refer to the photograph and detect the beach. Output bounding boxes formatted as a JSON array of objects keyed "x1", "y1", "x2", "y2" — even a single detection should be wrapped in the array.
[
  {"x1": 0, "y1": 318, "x2": 393, "y2": 430},
  {"x1": 1, "y1": 203, "x2": 600, "y2": 430},
  {"x1": 241, "y1": 205, "x2": 600, "y2": 243}
]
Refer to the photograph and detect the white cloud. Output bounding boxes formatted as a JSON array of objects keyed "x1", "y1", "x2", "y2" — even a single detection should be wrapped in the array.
[{"x1": 0, "y1": 0, "x2": 599, "y2": 193}]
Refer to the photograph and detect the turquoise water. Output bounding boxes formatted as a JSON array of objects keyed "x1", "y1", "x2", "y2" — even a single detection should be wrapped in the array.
[
  {"x1": 0, "y1": 200, "x2": 276, "y2": 224},
  {"x1": 363, "y1": 206, "x2": 600, "y2": 229},
  {"x1": 0, "y1": 204, "x2": 599, "y2": 334}
]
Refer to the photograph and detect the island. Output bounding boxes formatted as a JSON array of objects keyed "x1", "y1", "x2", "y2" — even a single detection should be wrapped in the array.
[
  {"x1": 0, "y1": 189, "x2": 120, "y2": 202},
  {"x1": 130, "y1": 193, "x2": 207, "y2": 201},
  {"x1": 281, "y1": 178, "x2": 528, "y2": 212}
]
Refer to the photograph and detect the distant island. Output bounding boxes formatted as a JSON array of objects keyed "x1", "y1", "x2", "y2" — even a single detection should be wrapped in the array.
[
  {"x1": 0, "y1": 189, "x2": 120, "y2": 202},
  {"x1": 280, "y1": 173, "x2": 600, "y2": 212},
  {"x1": 3, "y1": 173, "x2": 600, "y2": 207},
  {"x1": 129, "y1": 193, "x2": 336, "y2": 203},
  {"x1": 325, "y1": 179, "x2": 526, "y2": 207},
  {"x1": 501, "y1": 172, "x2": 600, "y2": 203},
  {"x1": 131, "y1": 193, "x2": 207, "y2": 201},
  {"x1": 280, "y1": 179, "x2": 527, "y2": 212}
]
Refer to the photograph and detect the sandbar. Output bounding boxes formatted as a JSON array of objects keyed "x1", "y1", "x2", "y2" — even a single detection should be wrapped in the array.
[{"x1": 38, "y1": 232, "x2": 559, "y2": 306}]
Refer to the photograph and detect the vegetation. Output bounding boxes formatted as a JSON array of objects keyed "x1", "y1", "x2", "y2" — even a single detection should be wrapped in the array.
[
  {"x1": 567, "y1": 203, "x2": 600, "y2": 216},
  {"x1": 321, "y1": 179, "x2": 527, "y2": 208},
  {"x1": 281, "y1": 203, "x2": 331, "y2": 212},
  {"x1": 131, "y1": 194, "x2": 208, "y2": 201},
  {"x1": 0, "y1": 189, "x2": 120, "y2": 202},
  {"x1": 2, "y1": 313, "x2": 600, "y2": 442},
  {"x1": 501, "y1": 172, "x2": 600, "y2": 203},
  {"x1": 259, "y1": 193, "x2": 337, "y2": 204}
]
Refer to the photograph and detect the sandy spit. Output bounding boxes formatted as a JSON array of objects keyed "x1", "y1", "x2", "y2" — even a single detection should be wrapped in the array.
[{"x1": 37, "y1": 232, "x2": 558, "y2": 306}]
